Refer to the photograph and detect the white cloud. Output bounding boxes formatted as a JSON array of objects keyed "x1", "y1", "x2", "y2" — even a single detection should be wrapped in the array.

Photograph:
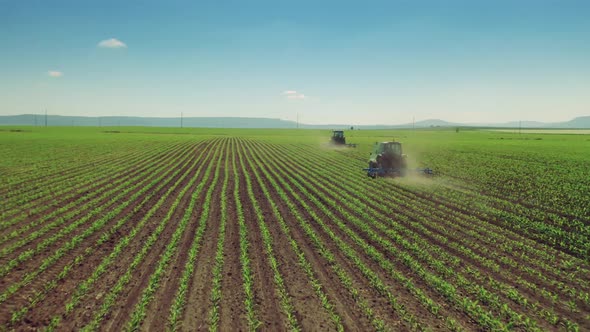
[
  {"x1": 48, "y1": 71, "x2": 63, "y2": 77},
  {"x1": 98, "y1": 38, "x2": 127, "y2": 48},
  {"x1": 282, "y1": 90, "x2": 306, "y2": 100}
]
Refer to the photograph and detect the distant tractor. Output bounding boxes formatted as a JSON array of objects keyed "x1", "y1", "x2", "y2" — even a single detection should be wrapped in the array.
[
  {"x1": 365, "y1": 141, "x2": 432, "y2": 178},
  {"x1": 330, "y1": 130, "x2": 356, "y2": 147}
]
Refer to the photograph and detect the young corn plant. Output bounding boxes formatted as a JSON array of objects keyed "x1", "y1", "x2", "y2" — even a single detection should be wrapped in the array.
[{"x1": 125, "y1": 140, "x2": 225, "y2": 332}]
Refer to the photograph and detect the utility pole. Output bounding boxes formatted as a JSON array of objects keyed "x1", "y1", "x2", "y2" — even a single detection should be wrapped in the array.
[{"x1": 45, "y1": 109, "x2": 48, "y2": 127}]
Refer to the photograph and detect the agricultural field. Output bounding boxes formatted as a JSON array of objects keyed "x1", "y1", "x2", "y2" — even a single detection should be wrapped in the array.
[
  {"x1": 489, "y1": 129, "x2": 590, "y2": 135},
  {"x1": 0, "y1": 126, "x2": 589, "y2": 331}
]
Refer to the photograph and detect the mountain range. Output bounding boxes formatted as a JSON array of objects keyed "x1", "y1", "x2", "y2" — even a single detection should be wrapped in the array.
[{"x1": 1, "y1": 114, "x2": 589, "y2": 129}]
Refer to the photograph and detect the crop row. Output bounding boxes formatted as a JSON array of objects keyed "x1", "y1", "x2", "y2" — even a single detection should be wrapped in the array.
[
  {"x1": 2, "y1": 134, "x2": 587, "y2": 331},
  {"x1": 0, "y1": 141, "x2": 191, "y2": 248},
  {"x1": 1, "y1": 139, "x2": 217, "y2": 328},
  {"x1": 247, "y1": 139, "x2": 587, "y2": 330},
  {"x1": 0, "y1": 140, "x2": 188, "y2": 222}
]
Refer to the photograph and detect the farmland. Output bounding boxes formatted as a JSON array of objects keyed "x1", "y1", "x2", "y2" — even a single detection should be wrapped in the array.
[{"x1": 0, "y1": 126, "x2": 589, "y2": 331}]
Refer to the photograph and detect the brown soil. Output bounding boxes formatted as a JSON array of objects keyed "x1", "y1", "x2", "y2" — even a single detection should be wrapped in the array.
[
  {"x1": 2, "y1": 141, "x2": 213, "y2": 329},
  {"x1": 66, "y1": 140, "x2": 219, "y2": 331},
  {"x1": 176, "y1": 156, "x2": 225, "y2": 331},
  {"x1": 217, "y1": 153, "x2": 248, "y2": 332},
  {"x1": 245, "y1": 142, "x2": 447, "y2": 331},
  {"x1": 0, "y1": 141, "x2": 201, "y2": 289},
  {"x1": 241, "y1": 146, "x2": 340, "y2": 331},
  {"x1": 140, "y1": 156, "x2": 226, "y2": 331},
  {"x1": 232, "y1": 156, "x2": 286, "y2": 330}
]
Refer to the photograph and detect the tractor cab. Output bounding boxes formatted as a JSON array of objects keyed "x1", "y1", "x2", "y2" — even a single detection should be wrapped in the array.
[
  {"x1": 370, "y1": 142, "x2": 404, "y2": 162},
  {"x1": 366, "y1": 141, "x2": 407, "y2": 178},
  {"x1": 331, "y1": 130, "x2": 346, "y2": 145},
  {"x1": 376, "y1": 141, "x2": 402, "y2": 155}
]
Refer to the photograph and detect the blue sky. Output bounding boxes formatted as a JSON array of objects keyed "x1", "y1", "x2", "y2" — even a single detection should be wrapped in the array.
[{"x1": 1, "y1": 0, "x2": 589, "y2": 125}]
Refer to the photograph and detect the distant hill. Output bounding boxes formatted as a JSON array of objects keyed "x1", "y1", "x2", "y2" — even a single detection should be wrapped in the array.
[
  {"x1": 384, "y1": 116, "x2": 590, "y2": 129},
  {"x1": 1, "y1": 114, "x2": 589, "y2": 129},
  {"x1": 555, "y1": 116, "x2": 590, "y2": 128},
  {"x1": 464, "y1": 116, "x2": 590, "y2": 128},
  {"x1": 490, "y1": 121, "x2": 548, "y2": 128},
  {"x1": 393, "y1": 119, "x2": 459, "y2": 128}
]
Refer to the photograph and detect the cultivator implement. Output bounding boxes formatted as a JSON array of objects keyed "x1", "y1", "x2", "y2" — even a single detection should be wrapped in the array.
[{"x1": 364, "y1": 167, "x2": 433, "y2": 179}]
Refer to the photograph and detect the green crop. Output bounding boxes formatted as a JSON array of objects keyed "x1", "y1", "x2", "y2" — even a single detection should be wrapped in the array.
[{"x1": 1, "y1": 126, "x2": 588, "y2": 331}]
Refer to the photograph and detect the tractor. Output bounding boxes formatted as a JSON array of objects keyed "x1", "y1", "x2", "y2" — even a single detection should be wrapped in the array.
[
  {"x1": 364, "y1": 141, "x2": 432, "y2": 178},
  {"x1": 330, "y1": 130, "x2": 356, "y2": 147}
]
